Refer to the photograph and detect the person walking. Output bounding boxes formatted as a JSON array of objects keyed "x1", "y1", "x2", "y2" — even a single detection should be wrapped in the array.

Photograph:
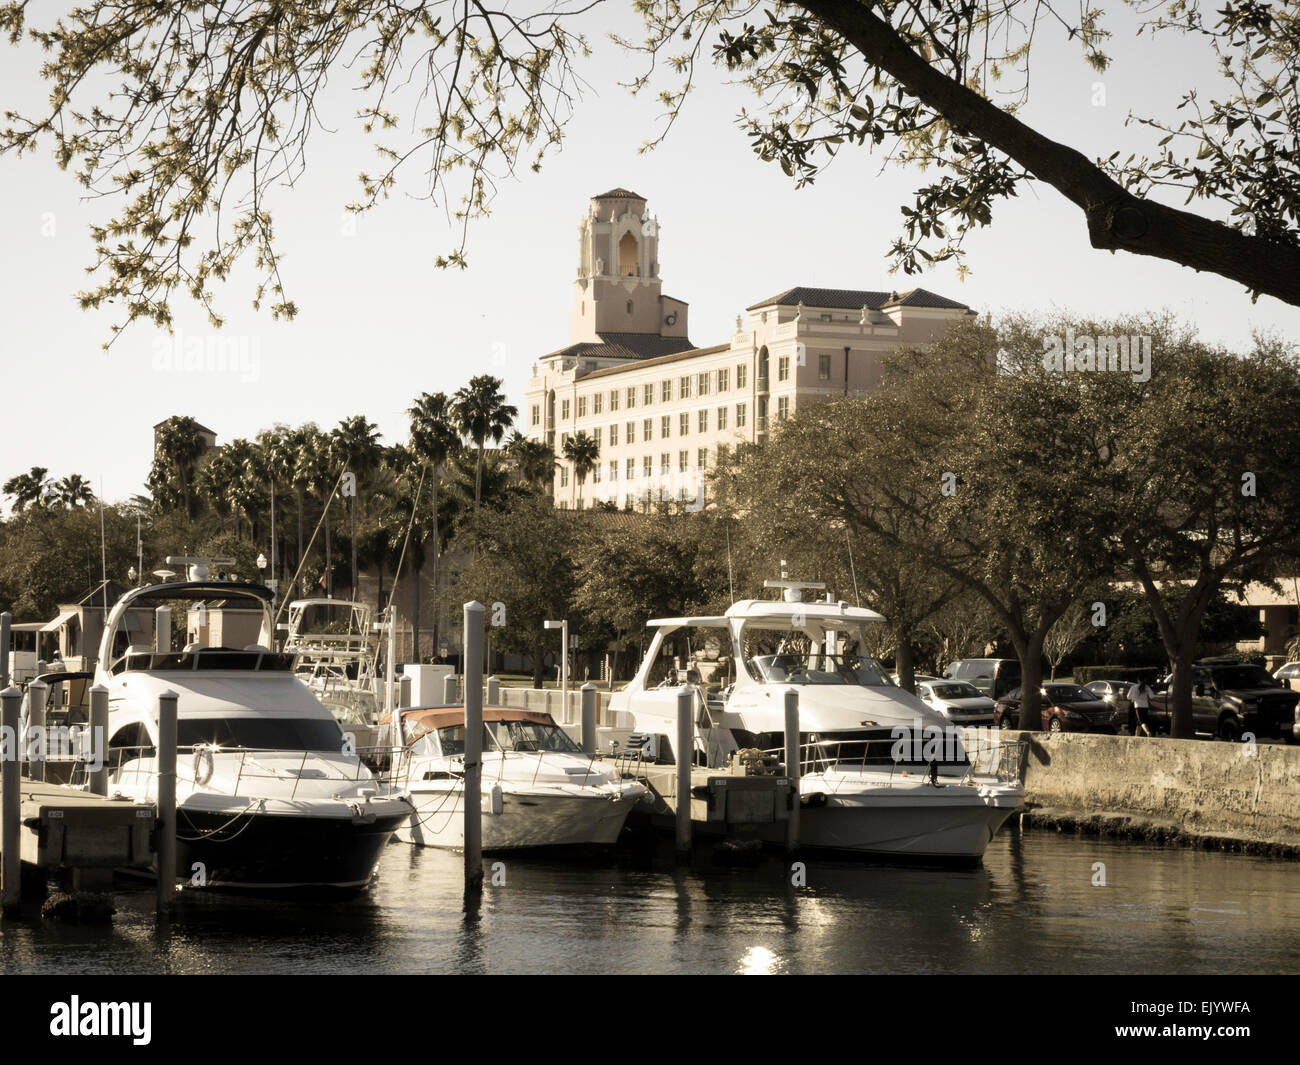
[{"x1": 1127, "y1": 679, "x2": 1154, "y2": 736}]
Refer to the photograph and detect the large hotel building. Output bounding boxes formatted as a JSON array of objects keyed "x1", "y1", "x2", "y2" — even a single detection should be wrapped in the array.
[{"x1": 525, "y1": 188, "x2": 977, "y2": 508}]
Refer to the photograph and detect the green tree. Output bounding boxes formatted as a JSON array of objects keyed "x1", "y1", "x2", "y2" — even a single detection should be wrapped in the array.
[
  {"x1": 561, "y1": 431, "x2": 600, "y2": 509},
  {"x1": 453, "y1": 375, "x2": 517, "y2": 508},
  {"x1": 3, "y1": 466, "x2": 53, "y2": 512},
  {"x1": 407, "y1": 393, "x2": 464, "y2": 656},
  {"x1": 148, "y1": 416, "x2": 208, "y2": 519},
  {"x1": 53, "y1": 474, "x2": 95, "y2": 508},
  {"x1": 506, "y1": 431, "x2": 556, "y2": 492},
  {"x1": 331, "y1": 415, "x2": 385, "y2": 599}
]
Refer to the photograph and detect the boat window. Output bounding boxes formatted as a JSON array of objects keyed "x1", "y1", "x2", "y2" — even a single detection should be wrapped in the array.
[
  {"x1": 486, "y1": 720, "x2": 581, "y2": 753},
  {"x1": 177, "y1": 717, "x2": 345, "y2": 752},
  {"x1": 747, "y1": 653, "x2": 892, "y2": 687},
  {"x1": 108, "y1": 722, "x2": 155, "y2": 769}
]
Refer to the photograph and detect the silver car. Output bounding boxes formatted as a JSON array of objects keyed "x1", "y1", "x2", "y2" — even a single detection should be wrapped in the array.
[{"x1": 917, "y1": 680, "x2": 996, "y2": 724}]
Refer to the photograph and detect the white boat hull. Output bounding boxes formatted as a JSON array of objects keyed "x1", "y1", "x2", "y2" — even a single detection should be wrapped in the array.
[{"x1": 395, "y1": 784, "x2": 645, "y2": 850}]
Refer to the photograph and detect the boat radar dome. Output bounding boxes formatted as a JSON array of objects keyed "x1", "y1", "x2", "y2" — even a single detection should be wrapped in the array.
[
  {"x1": 762, "y1": 578, "x2": 828, "y2": 604},
  {"x1": 165, "y1": 555, "x2": 236, "y2": 582}
]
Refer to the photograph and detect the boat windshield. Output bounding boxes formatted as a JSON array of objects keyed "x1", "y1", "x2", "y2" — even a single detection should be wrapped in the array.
[
  {"x1": 177, "y1": 716, "x2": 345, "y2": 752},
  {"x1": 746, "y1": 653, "x2": 892, "y2": 687},
  {"x1": 437, "y1": 720, "x2": 582, "y2": 756}
]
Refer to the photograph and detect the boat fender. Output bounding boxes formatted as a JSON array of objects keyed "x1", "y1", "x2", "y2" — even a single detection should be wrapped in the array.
[
  {"x1": 800, "y1": 792, "x2": 827, "y2": 809},
  {"x1": 490, "y1": 783, "x2": 504, "y2": 816},
  {"x1": 193, "y1": 745, "x2": 215, "y2": 786}
]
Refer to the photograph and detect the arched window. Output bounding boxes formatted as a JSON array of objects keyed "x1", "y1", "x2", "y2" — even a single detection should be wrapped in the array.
[
  {"x1": 619, "y1": 232, "x2": 638, "y2": 276},
  {"x1": 758, "y1": 347, "x2": 770, "y2": 390},
  {"x1": 626, "y1": 299, "x2": 634, "y2": 315}
]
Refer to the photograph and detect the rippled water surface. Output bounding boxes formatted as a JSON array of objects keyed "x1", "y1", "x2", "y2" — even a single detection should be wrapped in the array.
[{"x1": 4, "y1": 832, "x2": 1300, "y2": 974}]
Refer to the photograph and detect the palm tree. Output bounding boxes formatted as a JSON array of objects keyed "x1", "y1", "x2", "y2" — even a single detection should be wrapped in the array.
[
  {"x1": 294, "y1": 424, "x2": 337, "y2": 596},
  {"x1": 561, "y1": 431, "x2": 600, "y2": 509},
  {"x1": 3, "y1": 466, "x2": 52, "y2": 511},
  {"x1": 53, "y1": 473, "x2": 96, "y2": 508},
  {"x1": 257, "y1": 426, "x2": 296, "y2": 591},
  {"x1": 452, "y1": 375, "x2": 517, "y2": 508},
  {"x1": 330, "y1": 415, "x2": 384, "y2": 599},
  {"x1": 506, "y1": 430, "x2": 557, "y2": 492},
  {"x1": 409, "y1": 392, "x2": 463, "y2": 658},
  {"x1": 148, "y1": 416, "x2": 207, "y2": 518}
]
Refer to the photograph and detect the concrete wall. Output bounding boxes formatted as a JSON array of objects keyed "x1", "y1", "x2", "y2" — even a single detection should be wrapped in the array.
[{"x1": 1022, "y1": 731, "x2": 1300, "y2": 842}]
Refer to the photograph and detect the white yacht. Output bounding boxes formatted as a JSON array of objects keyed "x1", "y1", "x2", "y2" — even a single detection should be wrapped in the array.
[
  {"x1": 391, "y1": 705, "x2": 646, "y2": 850},
  {"x1": 283, "y1": 596, "x2": 383, "y2": 747},
  {"x1": 609, "y1": 579, "x2": 1024, "y2": 862},
  {"x1": 96, "y1": 559, "x2": 409, "y2": 892}
]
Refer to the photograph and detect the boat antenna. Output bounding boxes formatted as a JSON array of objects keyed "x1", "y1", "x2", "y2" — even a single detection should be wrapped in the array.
[
  {"x1": 725, "y1": 522, "x2": 735, "y2": 602},
  {"x1": 99, "y1": 479, "x2": 109, "y2": 617},
  {"x1": 845, "y1": 529, "x2": 861, "y2": 607},
  {"x1": 274, "y1": 467, "x2": 347, "y2": 627}
]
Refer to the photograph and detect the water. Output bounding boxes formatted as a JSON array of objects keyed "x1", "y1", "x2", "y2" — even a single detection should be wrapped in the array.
[{"x1": 4, "y1": 832, "x2": 1300, "y2": 974}]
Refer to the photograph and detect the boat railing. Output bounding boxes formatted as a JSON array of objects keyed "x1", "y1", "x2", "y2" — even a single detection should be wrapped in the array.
[
  {"x1": 757, "y1": 734, "x2": 1028, "y2": 790},
  {"x1": 96, "y1": 744, "x2": 411, "y2": 801}
]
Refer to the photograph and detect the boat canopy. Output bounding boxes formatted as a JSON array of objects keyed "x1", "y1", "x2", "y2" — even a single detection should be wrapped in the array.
[
  {"x1": 397, "y1": 705, "x2": 559, "y2": 741},
  {"x1": 725, "y1": 600, "x2": 885, "y2": 625}
]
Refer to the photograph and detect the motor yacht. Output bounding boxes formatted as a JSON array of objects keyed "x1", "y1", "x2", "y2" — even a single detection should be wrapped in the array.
[
  {"x1": 609, "y1": 578, "x2": 1024, "y2": 861},
  {"x1": 390, "y1": 705, "x2": 646, "y2": 850},
  {"x1": 94, "y1": 558, "x2": 409, "y2": 892}
]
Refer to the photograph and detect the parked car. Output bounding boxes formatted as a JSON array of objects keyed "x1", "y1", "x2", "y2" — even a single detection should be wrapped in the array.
[
  {"x1": 889, "y1": 673, "x2": 939, "y2": 688},
  {"x1": 943, "y1": 658, "x2": 1022, "y2": 700},
  {"x1": 916, "y1": 680, "x2": 996, "y2": 725},
  {"x1": 994, "y1": 684, "x2": 1119, "y2": 733},
  {"x1": 1273, "y1": 662, "x2": 1300, "y2": 688},
  {"x1": 1146, "y1": 659, "x2": 1299, "y2": 741},
  {"x1": 1084, "y1": 679, "x2": 1135, "y2": 732}
]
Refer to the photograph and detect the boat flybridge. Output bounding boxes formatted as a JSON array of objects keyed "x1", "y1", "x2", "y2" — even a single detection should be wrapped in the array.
[
  {"x1": 609, "y1": 578, "x2": 1024, "y2": 861},
  {"x1": 283, "y1": 597, "x2": 383, "y2": 743},
  {"x1": 95, "y1": 558, "x2": 409, "y2": 893},
  {"x1": 391, "y1": 705, "x2": 646, "y2": 850}
]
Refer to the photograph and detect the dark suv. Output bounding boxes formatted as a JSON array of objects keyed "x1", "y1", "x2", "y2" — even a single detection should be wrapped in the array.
[{"x1": 1147, "y1": 659, "x2": 1299, "y2": 741}]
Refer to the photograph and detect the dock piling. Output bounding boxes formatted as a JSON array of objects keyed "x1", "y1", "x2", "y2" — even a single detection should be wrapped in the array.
[
  {"x1": 486, "y1": 675, "x2": 500, "y2": 706},
  {"x1": 155, "y1": 606, "x2": 171, "y2": 653},
  {"x1": 463, "y1": 602, "x2": 485, "y2": 901},
  {"x1": 2, "y1": 687, "x2": 21, "y2": 916},
  {"x1": 580, "y1": 683, "x2": 597, "y2": 755},
  {"x1": 89, "y1": 685, "x2": 109, "y2": 796},
  {"x1": 444, "y1": 673, "x2": 458, "y2": 705},
  {"x1": 27, "y1": 680, "x2": 47, "y2": 783},
  {"x1": 156, "y1": 690, "x2": 178, "y2": 913},
  {"x1": 676, "y1": 687, "x2": 693, "y2": 858},
  {"x1": 784, "y1": 688, "x2": 800, "y2": 855}
]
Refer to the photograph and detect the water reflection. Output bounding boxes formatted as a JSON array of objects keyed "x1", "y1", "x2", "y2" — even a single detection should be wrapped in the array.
[{"x1": 3, "y1": 834, "x2": 1300, "y2": 974}]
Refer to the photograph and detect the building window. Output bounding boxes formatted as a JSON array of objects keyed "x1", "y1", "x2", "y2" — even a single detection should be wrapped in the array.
[
  {"x1": 661, "y1": 415, "x2": 671, "y2": 438},
  {"x1": 641, "y1": 417, "x2": 651, "y2": 440},
  {"x1": 561, "y1": 398, "x2": 571, "y2": 421},
  {"x1": 697, "y1": 408, "x2": 708, "y2": 433},
  {"x1": 679, "y1": 375, "x2": 692, "y2": 399},
  {"x1": 627, "y1": 387, "x2": 636, "y2": 409},
  {"x1": 698, "y1": 448, "x2": 708, "y2": 469},
  {"x1": 819, "y1": 353, "x2": 831, "y2": 381},
  {"x1": 593, "y1": 464, "x2": 602, "y2": 483},
  {"x1": 627, "y1": 299, "x2": 634, "y2": 314},
  {"x1": 718, "y1": 368, "x2": 729, "y2": 392},
  {"x1": 698, "y1": 371, "x2": 710, "y2": 396},
  {"x1": 594, "y1": 393, "x2": 603, "y2": 415},
  {"x1": 717, "y1": 406, "x2": 728, "y2": 431},
  {"x1": 560, "y1": 466, "x2": 569, "y2": 487},
  {"x1": 610, "y1": 390, "x2": 619, "y2": 412},
  {"x1": 593, "y1": 427, "x2": 602, "y2": 448},
  {"x1": 737, "y1": 364, "x2": 748, "y2": 389},
  {"x1": 610, "y1": 424, "x2": 619, "y2": 447},
  {"x1": 678, "y1": 450, "x2": 689, "y2": 472},
  {"x1": 778, "y1": 355, "x2": 790, "y2": 382},
  {"x1": 737, "y1": 403, "x2": 747, "y2": 427},
  {"x1": 626, "y1": 457, "x2": 636, "y2": 480},
  {"x1": 643, "y1": 455, "x2": 652, "y2": 478},
  {"x1": 644, "y1": 383, "x2": 654, "y2": 406},
  {"x1": 661, "y1": 379, "x2": 672, "y2": 402},
  {"x1": 680, "y1": 411, "x2": 690, "y2": 436},
  {"x1": 531, "y1": 404, "x2": 540, "y2": 427},
  {"x1": 578, "y1": 396, "x2": 587, "y2": 417},
  {"x1": 609, "y1": 461, "x2": 618, "y2": 481},
  {"x1": 660, "y1": 452, "x2": 670, "y2": 474},
  {"x1": 778, "y1": 396, "x2": 789, "y2": 420},
  {"x1": 627, "y1": 420, "x2": 636, "y2": 443}
]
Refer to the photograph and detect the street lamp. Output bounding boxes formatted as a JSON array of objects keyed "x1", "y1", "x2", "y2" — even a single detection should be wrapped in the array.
[
  {"x1": 256, "y1": 553, "x2": 277, "y2": 635},
  {"x1": 544, "y1": 619, "x2": 569, "y2": 721}
]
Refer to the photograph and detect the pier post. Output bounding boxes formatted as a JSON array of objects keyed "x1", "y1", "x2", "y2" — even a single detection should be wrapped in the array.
[
  {"x1": 580, "y1": 683, "x2": 597, "y2": 755},
  {"x1": 89, "y1": 685, "x2": 109, "y2": 796},
  {"x1": 155, "y1": 606, "x2": 172, "y2": 653},
  {"x1": 676, "y1": 686, "x2": 693, "y2": 859},
  {"x1": 36, "y1": 659, "x2": 46, "y2": 678},
  {"x1": 444, "y1": 673, "x2": 458, "y2": 706},
  {"x1": 463, "y1": 602, "x2": 485, "y2": 902},
  {"x1": 156, "y1": 690, "x2": 178, "y2": 913},
  {"x1": 27, "y1": 679, "x2": 47, "y2": 783},
  {"x1": 784, "y1": 688, "x2": 801, "y2": 855},
  {"x1": 486, "y1": 675, "x2": 500, "y2": 707},
  {"x1": 1, "y1": 687, "x2": 21, "y2": 916},
  {"x1": 0, "y1": 612, "x2": 10, "y2": 688}
]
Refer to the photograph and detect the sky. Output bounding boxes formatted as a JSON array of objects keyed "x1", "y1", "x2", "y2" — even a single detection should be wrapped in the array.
[{"x1": 2, "y1": 2, "x2": 1297, "y2": 509}]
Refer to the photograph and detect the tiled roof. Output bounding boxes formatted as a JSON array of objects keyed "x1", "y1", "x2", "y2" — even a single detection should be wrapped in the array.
[
  {"x1": 543, "y1": 332, "x2": 696, "y2": 362},
  {"x1": 581, "y1": 344, "x2": 730, "y2": 380},
  {"x1": 593, "y1": 188, "x2": 645, "y2": 200},
  {"x1": 745, "y1": 286, "x2": 970, "y2": 312}
]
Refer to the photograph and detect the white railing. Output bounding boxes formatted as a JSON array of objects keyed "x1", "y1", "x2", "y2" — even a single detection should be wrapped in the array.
[{"x1": 758, "y1": 735, "x2": 1027, "y2": 790}]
